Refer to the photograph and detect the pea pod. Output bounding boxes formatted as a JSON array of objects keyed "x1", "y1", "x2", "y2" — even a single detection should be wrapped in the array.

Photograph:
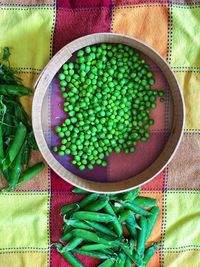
[
  {"x1": 85, "y1": 196, "x2": 108, "y2": 211},
  {"x1": 125, "y1": 215, "x2": 138, "y2": 240},
  {"x1": 73, "y1": 248, "x2": 110, "y2": 259},
  {"x1": 61, "y1": 203, "x2": 79, "y2": 215},
  {"x1": 143, "y1": 243, "x2": 160, "y2": 266},
  {"x1": 54, "y1": 242, "x2": 84, "y2": 266},
  {"x1": 133, "y1": 196, "x2": 157, "y2": 207},
  {"x1": 0, "y1": 84, "x2": 30, "y2": 96},
  {"x1": 124, "y1": 202, "x2": 151, "y2": 216},
  {"x1": 23, "y1": 144, "x2": 31, "y2": 169},
  {"x1": 103, "y1": 203, "x2": 123, "y2": 236},
  {"x1": 72, "y1": 211, "x2": 115, "y2": 223},
  {"x1": 115, "y1": 252, "x2": 126, "y2": 267},
  {"x1": 72, "y1": 187, "x2": 89, "y2": 194},
  {"x1": 146, "y1": 206, "x2": 160, "y2": 241},
  {"x1": 16, "y1": 162, "x2": 45, "y2": 186},
  {"x1": 65, "y1": 219, "x2": 93, "y2": 231},
  {"x1": 61, "y1": 237, "x2": 83, "y2": 251},
  {"x1": 122, "y1": 187, "x2": 141, "y2": 201},
  {"x1": 78, "y1": 193, "x2": 98, "y2": 209},
  {"x1": 124, "y1": 257, "x2": 132, "y2": 267},
  {"x1": 85, "y1": 221, "x2": 117, "y2": 237},
  {"x1": 97, "y1": 258, "x2": 115, "y2": 267},
  {"x1": 80, "y1": 243, "x2": 117, "y2": 251},
  {"x1": 118, "y1": 210, "x2": 133, "y2": 223},
  {"x1": 71, "y1": 229, "x2": 119, "y2": 246},
  {"x1": 60, "y1": 231, "x2": 73, "y2": 242},
  {"x1": 63, "y1": 224, "x2": 73, "y2": 234},
  {"x1": 0, "y1": 124, "x2": 4, "y2": 160},
  {"x1": 3, "y1": 122, "x2": 27, "y2": 170},
  {"x1": 8, "y1": 141, "x2": 26, "y2": 189},
  {"x1": 137, "y1": 216, "x2": 148, "y2": 258}
]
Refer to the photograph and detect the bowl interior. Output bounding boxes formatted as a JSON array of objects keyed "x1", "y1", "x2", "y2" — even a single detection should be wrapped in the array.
[{"x1": 41, "y1": 44, "x2": 173, "y2": 183}]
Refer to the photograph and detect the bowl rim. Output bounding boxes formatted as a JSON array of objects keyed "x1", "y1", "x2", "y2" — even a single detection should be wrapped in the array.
[{"x1": 32, "y1": 32, "x2": 185, "y2": 193}]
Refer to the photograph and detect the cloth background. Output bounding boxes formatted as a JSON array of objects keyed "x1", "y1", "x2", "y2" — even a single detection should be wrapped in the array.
[{"x1": 0, "y1": 0, "x2": 200, "y2": 266}]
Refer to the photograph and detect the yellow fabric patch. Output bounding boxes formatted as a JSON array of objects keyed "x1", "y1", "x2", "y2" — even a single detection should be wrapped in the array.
[
  {"x1": 0, "y1": 193, "x2": 49, "y2": 248},
  {"x1": 0, "y1": 7, "x2": 53, "y2": 70},
  {"x1": 0, "y1": 252, "x2": 48, "y2": 267},
  {"x1": 164, "y1": 250, "x2": 200, "y2": 267},
  {"x1": 175, "y1": 72, "x2": 200, "y2": 130}
]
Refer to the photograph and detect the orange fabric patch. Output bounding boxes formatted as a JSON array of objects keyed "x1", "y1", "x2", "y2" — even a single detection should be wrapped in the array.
[{"x1": 112, "y1": 5, "x2": 168, "y2": 58}]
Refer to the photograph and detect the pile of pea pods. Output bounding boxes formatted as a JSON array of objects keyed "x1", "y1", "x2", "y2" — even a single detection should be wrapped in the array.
[{"x1": 53, "y1": 187, "x2": 160, "y2": 267}]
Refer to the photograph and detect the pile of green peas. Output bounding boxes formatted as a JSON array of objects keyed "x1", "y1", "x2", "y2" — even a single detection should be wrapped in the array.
[{"x1": 52, "y1": 43, "x2": 164, "y2": 170}]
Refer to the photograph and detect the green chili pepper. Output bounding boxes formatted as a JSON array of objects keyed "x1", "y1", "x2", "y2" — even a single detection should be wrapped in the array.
[
  {"x1": 85, "y1": 196, "x2": 108, "y2": 211},
  {"x1": 61, "y1": 237, "x2": 83, "y2": 251},
  {"x1": 80, "y1": 243, "x2": 116, "y2": 251},
  {"x1": 124, "y1": 202, "x2": 151, "y2": 216},
  {"x1": 3, "y1": 122, "x2": 27, "y2": 170},
  {"x1": 72, "y1": 211, "x2": 115, "y2": 223},
  {"x1": 16, "y1": 162, "x2": 45, "y2": 186},
  {"x1": 0, "y1": 84, "x2": 30, "y2": 96},
  {"x1": 85, "y1": 221, "x2": 117, "y2": 237},
  {"x1": 71, "y1": 229, "x2": 119, "y2": 246},
  {"x1": 103, "y1": 203, "x2": 123, "y2": 236},
  {"x1": 78, "y1": 193, "x2": 99, "y2": 209},
  {"x1": 73, "y1": 248, "x2": 110, "y2": 259},
  {"x1": 133, "y1": 196, "x2": 157, "y2": 207},
  {"x1": 143, "y1": 243, "x2": 160, "y2": 266},
  {"x1": 72, "y1": 187, "x2": 89, "y2": 194},
  {"x1": 61, "y1": 203, "x2": 79, "y2": 215},
  {"x1": 137, "y1": 216, "x2": 148, "y2": 258},
  {"x1": 145, "y1": 206, "x2": 160, "y2": 241},
  {"x1": 97, "y1": 258, "x2": 115, "y2": 267}
]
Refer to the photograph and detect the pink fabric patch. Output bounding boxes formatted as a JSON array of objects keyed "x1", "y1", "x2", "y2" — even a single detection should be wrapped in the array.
[
  {"x1": 53, "y1": 8, "x2": 111, "y2": 54},
  {"x1": 57, "y1": 0, "x2": 111, "y2": 8},
  {"x1": 107, "y1": 133, "x2": 167, "y2": 182},
  {"x1": 114, "y1": 0, "x2": 168, "y2": 5}
]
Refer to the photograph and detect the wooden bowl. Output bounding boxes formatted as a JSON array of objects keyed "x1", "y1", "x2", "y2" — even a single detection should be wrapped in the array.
[{"x1": 32, "y1": 33, "x2": 185, "y2": 193}]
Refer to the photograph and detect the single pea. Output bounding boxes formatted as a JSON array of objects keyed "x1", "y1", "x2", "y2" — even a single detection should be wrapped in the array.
[
  {"x1": 58, "y1": 73, "x2": 65, "y2": 80},
  {"x1": 65, "y1": 149, "x2": 71, "y2": 154},
  {"x1": 58, "y1": 151, "x2": 65, "y2": 156},
  {"x1": 52, "y1": 146, "x2": 58, "y2": 152},
  {"x1": 79, "y1": 165, "x2": 85, "y2": 171}
]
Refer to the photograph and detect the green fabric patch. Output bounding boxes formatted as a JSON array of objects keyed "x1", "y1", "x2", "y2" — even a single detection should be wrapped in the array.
[
  {"x1": 0, "y1": 7, "x2": 54, "y2": 70},
  {"x1": 164, "y1": 191, "x2": 200, "y2": 248},
  {"x1": 170, "y1": 6, "x2": 200, "y2": 68},
  {"x1": 0, "y1": 193, "x2": 49, "y2": 249}
]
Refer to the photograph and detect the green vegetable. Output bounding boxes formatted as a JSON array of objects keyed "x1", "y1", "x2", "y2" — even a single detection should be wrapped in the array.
[
  {"x1": 137, "y1": 217, "x2": 148, "y2": 258},
  {"x1": 53, "y1": 43, "x2": 164, "y2": 170},
  {"x1": 0, "y1": 84, "x2": 30, "y2": 96},
  {"x1": 145, "y1": 206, "x2": 160, "y2": 241},
  {"x1": 55, "y1": 187, "x2": 160, "y2": 266},
  {"x1": 72, "y1": 211, "x2": 115, "y2": 223},
  {"x1": 3, "y1": 122, "x2": 27, "y2": 170},
  {"x1": 133, "y1": 196, "x2": 157, "y2": 207}
]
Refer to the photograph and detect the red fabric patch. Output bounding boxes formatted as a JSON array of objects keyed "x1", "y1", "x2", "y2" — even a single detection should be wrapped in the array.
[
  {"x1": 142, "y1": 169, "x2": 165, "y2": 190},
  {"x1": 53, "y1": 8, "x2": 111, "y2": 53},
  {"x1": 50, "y1": 192, "x2": 83, "y2": 242},
  {"x1": 57, "y1": 0, "x2": 111, "y2": 8},
  {"x1": 51, "y1": 247, "x2": 100, "y2": 267},
  {"x1": 51, "y1": 169, "x2": 73, "y2": 192}
]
